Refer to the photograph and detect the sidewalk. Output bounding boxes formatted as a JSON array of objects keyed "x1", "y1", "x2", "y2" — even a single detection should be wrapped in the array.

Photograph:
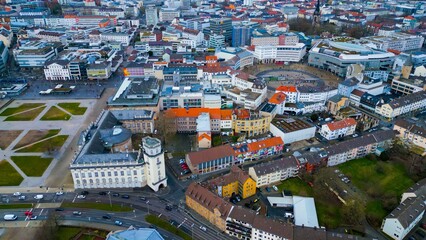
[{"x1": 0, "y1": 186, "x2": 75, "y2": 194}]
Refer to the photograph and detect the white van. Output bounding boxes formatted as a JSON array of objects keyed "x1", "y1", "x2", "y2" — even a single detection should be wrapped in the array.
[
  {"x1": 34, "y1": 194, "x2": 44, "y2": 200},
  {"x1": 4, "y1": 214, "x2": 17, "y2": 221}
]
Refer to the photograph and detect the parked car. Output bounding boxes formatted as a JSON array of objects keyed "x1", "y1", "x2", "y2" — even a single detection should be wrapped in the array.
[
  {"x1": 121, "y1": 195, "x2": 130, "y2": 199},
  {"x1": 72, "y1": 211, "x2": 82, "y2": 216},
  {"x1": 102, "y1": 215, "x2": 111, "y2": 219},
  {"x1": 165, "y1": 205, "x2": 173, "y2": 211},
  {"x1": 76, "y1": 195, "x2": 86, "y2": 199},
  {"x1": 352, "y1": 134, "x2": 359, "y2": 138},
  {"x1": 18, "y1": 196, "x2": 26, "y2": 200},
  {"x1": 55, "y1": 208, "x2": 64, "y2": 211},
  {"x1": 55, "y1": 191, "x2": 64, "y2": 196},
  {"x1": 80, "y1": 191, "x2": 89, "y2": 196},
  {"x1": 24, "y1": 211, "x2": 33, "y2": 216},
  {"x1": 13, "y1": 192, "x2": 21, "y2": 196},
  {"x1": 29, "y1": 216, "x2": 37, "y2": 220},
  {"x1": 199, "y1": 226, "x2": 207, "y2": 231},
  {"x1": 114, "y1": 220, "x2": 123, "y2": 226},
  {"x1": 139, "y1": 196, "x2": 146, "y2": 201},
  {"x1": 179, "y1": 159, "x2": 185, "y2": 164},
  {"x1": 265, "y1": 187, "x2": 271, "y2": 192},
  {"x1": 98, "y1": 191, "x2": 107, "y2": 195},
  {"x1": 112, "y1": 193, "x2": 120, "y2": 197},
  {"x1": 272, "y1": 185, "x2": 278, "y2": 191}
]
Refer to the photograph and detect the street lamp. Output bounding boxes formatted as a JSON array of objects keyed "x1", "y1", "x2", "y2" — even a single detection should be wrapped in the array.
[
  {"x1": 107, "y1": 191, "x2": 112, "y2": 207},
  {"x1": 146, "y1": 200, "x2": 150, "y2": 214}
]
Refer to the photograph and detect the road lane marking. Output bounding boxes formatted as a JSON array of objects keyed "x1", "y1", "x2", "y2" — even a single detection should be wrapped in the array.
[
  {"x1": 38, "y1": 209, "x2": 44, "y2": 216},
  {"x1": 25, "y1": 221, "x2": 30, "y2": 227},
  {"x1": 72, "y1": 194, "x2": 77, "y2": 203}
]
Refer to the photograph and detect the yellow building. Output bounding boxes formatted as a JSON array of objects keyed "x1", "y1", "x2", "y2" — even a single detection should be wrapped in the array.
[
  {"x1": 232, "y1": 109, "x2": 271, "y2": 137},
  {"x1": 185, "y1": 182, "x2": 233, "y2": 231},
  {"x1": 327, "y1": 95, "x2": 349, "y2": 115},
  {"x1": 208, "y1": 166, "x2": 256, "y2": 199}
]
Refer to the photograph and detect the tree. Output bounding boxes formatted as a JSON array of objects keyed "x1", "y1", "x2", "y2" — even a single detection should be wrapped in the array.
[
  {"x1": 148, "y1": 51, "x2": 154, "y2": 57},
  {"x1": 155, "y1": 110, "x2": 176, "y2": 145},
  {"x1": 342, "y1": 199, "x2": 364, "y2": 225},
  {"x1": 34, "y1": 212, "x2": 63, "y2": 240},
  {"x1": 310, "y1": 114, "x2": 319, "y2": 122}
]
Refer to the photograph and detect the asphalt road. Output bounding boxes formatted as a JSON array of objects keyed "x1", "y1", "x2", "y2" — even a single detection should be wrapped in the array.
[{"x1": 0, "y1": 191, "x2": 232, "y2": 240}]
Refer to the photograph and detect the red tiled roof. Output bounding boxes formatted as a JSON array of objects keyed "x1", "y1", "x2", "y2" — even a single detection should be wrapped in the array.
[
  {"x1": 247, "y1": 137, "x2": 283, "y2": 152},
  {"x1": 276, "y1": 85, "x2": 297, "y2": 93},
  {"x1": 187, "y1": 145, "x2": 235, "y2": 166},
  {"x1": 269, "y1": 92, "x2": 286, "y2": 104},
  {"x1": 325, "y1": 118, "x2": 357, "y2": 131},
  {"x1": 198, "y1": 133, "x2": 211, "y2": 142}
]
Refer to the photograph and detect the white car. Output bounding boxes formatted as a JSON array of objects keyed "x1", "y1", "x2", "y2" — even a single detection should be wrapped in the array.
[
  {"x1": 199, "y1": 226, "x2": 207, "y2": 232},
  {"x1": 55, "y1": 191, "x2": 64, "y2": 196},
  {"x1": 76, "y1": 195, "x2": 86, "y2": 199},
  {"x1": 13, "y1": 192, "x2": 21, "y2": 196},
  {"x1": 30, "y1": 216, "x2": 38, "y2": 220},
  {"x1": 272, "y1": 185, "x2": 278, "y2": 191}
]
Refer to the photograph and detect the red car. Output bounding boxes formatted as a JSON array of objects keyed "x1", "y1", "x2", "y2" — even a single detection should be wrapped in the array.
[
  {"x1": 182, "y1": 166, "x2": 189, "y2": 170},
  {"x1": 24, "y1": 210, "x2": 33, "y2": 216}
]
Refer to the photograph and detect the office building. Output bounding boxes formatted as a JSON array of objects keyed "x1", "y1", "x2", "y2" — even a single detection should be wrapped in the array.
[
  {"x1": 145, "y1": 6, "x2": 158, "y2": 26},
  {"x1": 232, "y1": 25, "x2": 253, "y2": 47},
  {"x1": 209, "y1": 18, "x2": 232, "y2": 42}
]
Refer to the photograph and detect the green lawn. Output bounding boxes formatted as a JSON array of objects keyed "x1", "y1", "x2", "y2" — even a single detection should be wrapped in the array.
[
  {"x1": 61, "y1": 202, "x2": 132, "y2": 212},
  {"x1": 277, "y1": 178, "x2": 314, "y2": 197},
  {"x1": 16, "y1": 135, "x2": 68, "y2": 153},
  {"x1": 58, "y1": 102, "x2": 87, "y2": 115},
  {"x1": 13, "y1": 129, "x2": 61, "y2": 150},
  {"x1": 315, "y1": 201, "x2": 342, "y2": 229},
  {"x1": 338, "y1": 158, "x2": 414, "y2": 197},
  {"x1": 212, "y1": 135, "x2": 222, "y2": 147},
  {"x1": 40, "y1": 106, "x2": 71, "y2": 121},
  {"x1": 0, "y1": 160, "x2": 23, "y2": 186},
  {"x1": 11, "y1": 156, "x2": 53, "y2": 177},
  {"x1": 366, "y1": 200, "x2": 388, "y2": 220},
  {"x1": 56, "y1": 227, "x2": 81, "y2": 240},
  {"x1": 0, "y1": 103, "x2": 45, "y2": 116},
  {"x1": 0, "y1": 204, "x2": 32, "y2": 209},
  {"x1": 145, "y1": 215, "x2": 191, "y2": 240},
  {"x1": 4, "y1": 107, "x2": 46, "y2": 121}
]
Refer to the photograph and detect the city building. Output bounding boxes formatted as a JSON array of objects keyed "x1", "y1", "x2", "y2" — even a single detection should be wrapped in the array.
[
  {"x1": 14, "y1": 41, "x2": 62, "y2": 68},
  {"x1": 209, "y1": 18, "x2": 232, "y2": 42},
  {"x1": 375, "y1": 91, "x2": 426, "y2": 119},
  {"x1": 269, "y1": 117, "x2": 316, "y2": 144},
  {"x1": 391, "y1": 77, "x2": 425, "y2": 95},
  {"x1": 233, "y1": 137, "x2": 284, "y2": 163},
  {"x1": 308, "y1": 40, "x2": 395, "y2": 77},
  {"x1": 320, "y1": 118, "x2": 357, "y2": 140},
  {"x1": 186, "y1": 145, "x2": 235, "y2": 174},
  {"x1": 107, "y1": 77, "x2": 161, "y2": 113},
  {"x1": 86, "y1": 61, "x2": 112, "y2": 80},
  {"x1": 100, "y1": 32, "x2": 133, "y2": 46},
  {"x1": 70, "y1": 111, "x2": 167, "y2": 191},
  {"x1": 381, "y1": 179, "x2": 426, "y2": 240},
  {"x1": 110, "y1": 110, "x2": 155, "y2": 134},
  {"x1": 43, "y1": 60, "x2": 71, "y2": 80},
  {"x1": 250, "y1": 43, "x2": 306, "y2": 64},
  {"x1": 207, "y1": 166, "x2": 256, "y2": 199},
  {"x1": 327, "y1": 95, "x2": 350, "y2": 115},
  {"x1": 361, "y1": 32, "x2": 424, "y2": 52},
  {"x1": 106, "y1": 228, "x2": 164, "y2": 240},
  {"x1": 232, "y1": 109, "x2": 271, "y2": 137},
  {"x1": 325, "y1": 130, "x2": 394, "y2": 166},
  {"x1": 159, "y1": 8, "x2": 180, "y2": 22},
  {"x1": 208, "y1": 34, "x2": 225, "y2": 49},
  {"x1": 185, "y1": 182, "x2": 233, "y2": 232},
  {"x1": 248, "y1": 156, "x2": 300, "y2": 187},
  {"x1": 393, "y1": 119, "x2": 426, "y2": 153},
  {"x1": 0, "y1": 41, "x2": 8, "y2": 74},
  {"x1": 232, "y1": 24, "x2": 254, "y2": 47}
]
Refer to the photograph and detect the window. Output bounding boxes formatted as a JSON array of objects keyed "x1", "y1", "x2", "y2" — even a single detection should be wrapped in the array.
[
  {"x1": 133, "y1": 170, "x2": 137, "y2": 175},
  {"x1": 101, "y1": 172, "x2": 105, "y2": 177},
  {"x1": 94, "y1": 172, "x2": 98, "y2": 177},
  {"x1": 121, "y1": 171, "x2": 124, "y2": 176},
  {"x1": 74, "y1": 173, "x2": 79, "y2": 178},
  {"x1": 88, "y1": 172, "x2": 92, "y2": 178},
  {"x1": 114, "y1": 171, "x2": 118, "y2": 176},
  {"x1": 81, "y1": 173, "x2": 85, "y2": 178},
  {"x1": 108, "y1": 172, "x2": 112, "y2": 177},
  {"x1": 76, "y1": 180, "x2": 80, "y2": 185}
]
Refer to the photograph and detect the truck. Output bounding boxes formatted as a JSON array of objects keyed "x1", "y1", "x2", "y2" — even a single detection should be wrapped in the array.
[{"x1": 4, "y1": 214, "x2": 17, "y2": 221}]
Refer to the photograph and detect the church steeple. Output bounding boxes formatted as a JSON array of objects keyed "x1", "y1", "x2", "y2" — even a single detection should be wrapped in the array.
[{"x1": 313, "y1": 0, "x2": 321, "y2": 26}]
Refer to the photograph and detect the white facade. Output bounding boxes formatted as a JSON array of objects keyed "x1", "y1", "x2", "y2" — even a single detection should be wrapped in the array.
[
  {"x1": 270, "y1": 123, "x2": 316, "y2": 144},
  {"x1": 71, "y1": 158, "x2": 146, "y2": 189},
  {"x1": 142, "y1": 137, "x2": 168, "y2": 192},
  {"x1": 252, "y1": 43, "x2": 306, "y2": 63},
  {"x1": 44, "y1": 62, "x2": 71, "y2": 80},
  {"x1": 382, "y1": 214, "x2": 423, "y2": 240},
  {"x1": 298, "y1": 88, "x2": 338, "y2": 103},
  {"x1": 248, "y1": 162, "x2": 299, "y2": 188},
  {"x1": 375, "y1": 91, "x2": 426, "y2": 119},
  {"x1": 101, "y1": 33, "x2": 132, "y2": 46},
  {"x1": 159, "y1": 8, "x2": 180, "y2": 22},
  {"x1": 320, "y1": 118, "x2": 357, "y2": 140},
  {"x1": 362, "y1": 33, "x2": 424, "y2": 52},
  {"x1": 204, "y1": 94, "x2": 221, "y2": 108},
  {"x1": 146, "y1": 6, "x2": 159, "y2": 26}
]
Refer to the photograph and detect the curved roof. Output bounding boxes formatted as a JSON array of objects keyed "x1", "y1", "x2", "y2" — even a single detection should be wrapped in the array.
[{"x1": 100, "y1": 126, "x2": 132, "y2": 148}]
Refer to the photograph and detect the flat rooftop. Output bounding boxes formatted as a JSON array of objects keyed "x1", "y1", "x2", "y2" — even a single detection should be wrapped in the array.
[{"x1": 271, "y1": 116, "x2": 314, "y2": 133}]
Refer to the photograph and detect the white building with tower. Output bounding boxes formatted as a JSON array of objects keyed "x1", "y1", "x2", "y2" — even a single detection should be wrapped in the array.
[{"x1": 70, "y1": 111, "x2": 167, "y2": 191}]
